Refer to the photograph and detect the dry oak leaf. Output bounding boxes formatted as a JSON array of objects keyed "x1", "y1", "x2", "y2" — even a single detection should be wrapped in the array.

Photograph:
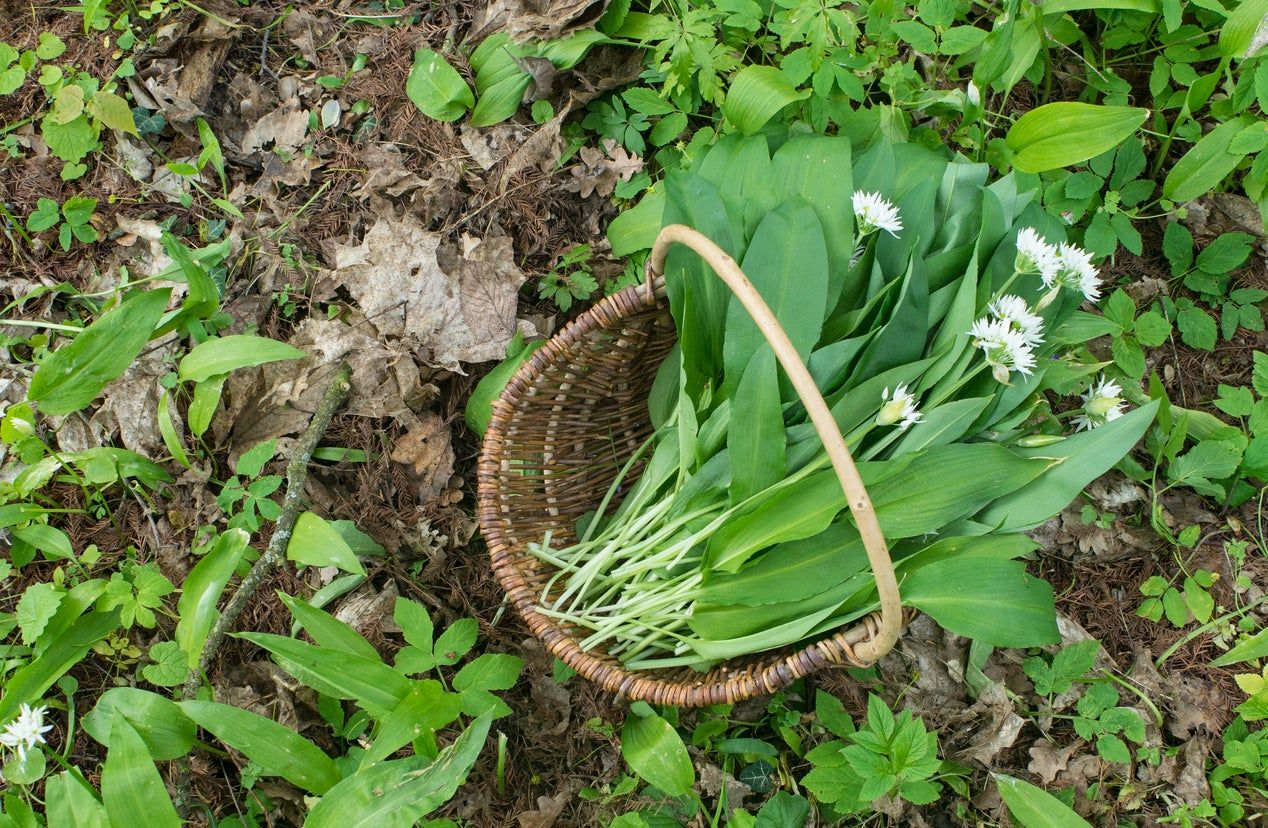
[
  {"x1": 331, "y1": 215, "x2": 525, "y2": 369},
  {"x1": 564, "y1": 139, "x2": 643, "y2": 199},
  {"x1": 390, "y1": 412, "x2": 457, "y2": 502},
  {"x1": 516, "y1": 791, "x2": 571, "y2": 828},
  {"x1": 241, "y1": 102, "x2": 310, "y2": 156}
]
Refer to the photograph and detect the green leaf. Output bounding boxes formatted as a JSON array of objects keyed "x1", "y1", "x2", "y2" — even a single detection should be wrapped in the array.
[
  {"x1": 728, "y1": 348, "x2": 786, "y2": 503},
  {"x1": 279, "y1": 591, "x2": 379, "y2": 661},
  {"x1": 1164, "y1": 116, "x2": 1255, "y2": 203},
  {"x1": 28, "y1": 289, "x2": 171, "y2": 415},
  {"x1": 723, "y1": 198, "x2": 829, "y2": 393},
  {"x1": 0, "y1": 611, "x2": 118, "y2": 723},
  {"x1": 141, "y1": 641, "x2": 188, "y2": 686},
  {"x1": 89, "y1": 91, "x2": 138, "y2": 135},
  {"x1": 1197, "y1": 232, "x2": 1255, "y2": 274},
  {"x1": 238, "y1": 633, "x2": 410, "y2": 717},
  {"x1": 434, "y1": 618, "x2": 479, "y2": 666},
  {"x1": 622, "y1": 710, "x2": 695, "y2": 796},
  {"x1": 1167, "y1": 439, "x2": 1242, "y2": 495},
  {"x1": 470, "y1": 74, "x2": 531, "y2": 127},
  {"x1": 101, "y1": 713, "x2": 181, "y2": 828},
  {"x1": 46, "y1": 772, "x2": 108, "y2": 828},
  {"x1": 815, "y1": 690, "x2": 856, "y2": 738},
  {"x1": 978, "y1": 401, "x2": 1159, "y2": 531},
  {"x1": 358, "y1": 681, "x2": 460, "y2": 767},
  {"x1": 287, "y1": 512, "x2": 366, "y2": 575},
  {"x1": 464, "y1": 340, "x2": 546, "y2": 437},
  {"x1": 995, "y1": 774, "x2": 1093, "y2": 827},
  {"x1": 723, "y1": 66, "x2": 809, "y2": 135},
  {"x1": 1177, "y1": 306, "x2": 1217, "y2": 350},
  {"x1": 1212, "y1": 626, "x2": 1268, "y2": 667},
  {"x1": 1134, "y1": 311, "x2": 1172, "y2": 346},
  {"x1": 42, "y1": 113, "x2": 96, "y2": 163},
  {"x1": 83, "y1": 689, "x2": 196, "y2": 760},
  {"x1": 903, "y1": 556, "x2": 1058, "y2": 647},
  {"x1": 178, "y1": 334, "x2": 305, "y2": 383},
  {"x1": 17, "y1": 582, "x2": 63, "y2": 644},
  {"x1": 453, "y1": 653, "x2": 523, "y2": 692},
  {"x1": 175, "y1": 528, "x2": 249, "y2": 668},
  {"x1": 305, "y1": 714, "x2": 491, "y2": 827},
  {"x1": 405, "y1": 48, "x2": 475, "y2": 122},
  {"x1": 36, "y1": 32, "x2": 66, "y2": 59},
  {"x1": 1006, "y1": 104, "x2": 1148, "y2": 172},
  {"x1": 1219, "y1": 0, "x2": 1268, "y2": 57},
  {"x1": 179, "y1": 699, "x2": 342, "y2": 794}
]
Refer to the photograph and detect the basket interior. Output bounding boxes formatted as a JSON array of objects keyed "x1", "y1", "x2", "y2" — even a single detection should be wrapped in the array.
[{"x1": 478, "y1": 286, "x2": 877, "y2": 703}]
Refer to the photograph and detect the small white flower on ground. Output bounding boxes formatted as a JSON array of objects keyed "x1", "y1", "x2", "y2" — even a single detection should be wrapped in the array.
[
  {"x1": 852, "y1": 191, "x2": 903, "y2": 237},
  {"x1": 1074, "y1": 376, "x2": 1126, "y2": 431},
  {"x1": 989, "y1": 294, "x2": 1045, "y2": 347},
  {"x1": 0, "y1": 704, "x2": 52, "y2": 762},
  {"x1": 876, "y1": 384, "x2": 923, "y2": 431},
  {"x1": 966, "y1": 81, "x2": 981, "y2": 107},
  {"x1": 970, "y1": 317, "x2": 1036, "y2": 384},
  {"x1": 1014, "y1": 227, "x2": 1057, "y2": 277}
]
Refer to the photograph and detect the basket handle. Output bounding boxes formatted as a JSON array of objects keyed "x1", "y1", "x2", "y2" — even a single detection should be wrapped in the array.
[{"x1": 645, "y1": 224, "x2": 902, "y2": 665}]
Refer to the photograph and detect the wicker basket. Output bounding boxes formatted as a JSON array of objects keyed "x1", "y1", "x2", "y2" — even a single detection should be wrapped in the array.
[{"x1": 477, "y1": 225, "x2": 905, "y2": 706}]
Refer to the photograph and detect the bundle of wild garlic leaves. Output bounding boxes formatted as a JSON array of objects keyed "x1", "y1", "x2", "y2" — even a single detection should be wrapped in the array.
[{"x1": 529, "y1": 133, "x2": 1157, "y2": 671}]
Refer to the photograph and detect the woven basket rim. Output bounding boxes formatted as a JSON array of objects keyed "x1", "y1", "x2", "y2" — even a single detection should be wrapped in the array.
[{"x1": 477, "y1": 277, "x2": 898, "y2": 706}]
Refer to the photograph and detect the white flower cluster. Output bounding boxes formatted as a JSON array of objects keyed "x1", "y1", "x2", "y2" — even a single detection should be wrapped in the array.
[
  {"x1": 852, "y1": 191, "x2": 903, "y2": 237},
  {"x1": 1014, "y1": 227, "x2": 1101, "y2": 308},
  {"x1": 1074, "y1": 376, "x2": 1126, "y2": 431},
  {"x1": 1, "y1": 704, "x2": 52, "y2": 762},
  {"x1": 876, "y1": 384, "x2": 923, "y2": 431},
  {"x1": 971, "y1": 294, "x2": 1044, "y2": 384}
]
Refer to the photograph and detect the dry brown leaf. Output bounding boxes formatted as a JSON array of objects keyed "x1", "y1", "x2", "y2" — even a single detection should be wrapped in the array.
[
  {"x1": 1027, "y1": 739, "x2": 1078, "y2": 785},
  {"x1": 91, "y1": 334, "x2": 179, "y2": 456},
  {"x1": 461, "y1": 124, "x2": 532, "y2": 171},
  {"x1": 564, "y1": 139, "x2": 643, "y2": 199},
  {"x1": 499, "y1": 105, "x2": 570, "y2": 191},
  {"x1": 356, "y1": 144, "x2": 427, "y2": 198},
  {"x1": 516, "y1": 792, "x2": 571, "y2": 828},
  {"x1": 958, "y1": 681, "x2": 1026, "y2": 767},
  {"x1": 333, "y1": 580, "x2": 399, "y2": 641},
  {"x1": 471, "y1": 0, "x2": 609, "y2": 42},
  {"x1": 331, "y1": 215, "x2": 525, "y2": 368},
  {"x1": 224, "y1": 315, "x2": 433, "y2": 453},
  {"x1": 241, "y1": 102, "x2": 310, "y2": 156},
  {"x1": 390, "y1": 412, "x2": 456, "y2": 502}
]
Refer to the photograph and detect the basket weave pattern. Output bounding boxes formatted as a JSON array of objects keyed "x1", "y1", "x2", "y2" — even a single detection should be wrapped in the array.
[{"x1": 478, "y1": 278, "x2": 892, "y2": 706}]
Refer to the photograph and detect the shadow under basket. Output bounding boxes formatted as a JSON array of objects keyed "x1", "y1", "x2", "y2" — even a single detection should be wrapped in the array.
[{"x1": 478, "y1": 229, "x2": 905, "y2": 706}]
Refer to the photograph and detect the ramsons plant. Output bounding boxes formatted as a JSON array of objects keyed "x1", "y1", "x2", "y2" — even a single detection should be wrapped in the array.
[{"x1": 509, "y1": 131, "x2": 1159, "y2": 670}]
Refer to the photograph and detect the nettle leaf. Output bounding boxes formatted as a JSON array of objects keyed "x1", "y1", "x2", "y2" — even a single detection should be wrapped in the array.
[
  {"x1": 1253, "y1": 351, "x2": 1268, "y2": 398},
  {"x1": 17, "y1": 582, "x2": 63, "y2": 645},
  {"x1": 1177, "y1": 306, "x2": 1217, "y2": 350},
  {"x1": 1023, "y1": 639, "x2": 1100, "y2": 695},
  {"x1": 405, "y1": 48, "x2": 474, "y2": 122},
  {"x1": 1167, "y1": 439, "x2": 1243, "y2": 496},
  {"x1": 1196, "y1": 232, "x2": 1255, "y2": 274},
  {"x1": 1134, "y1": 311, "x2": 1172, "y2": 346}
]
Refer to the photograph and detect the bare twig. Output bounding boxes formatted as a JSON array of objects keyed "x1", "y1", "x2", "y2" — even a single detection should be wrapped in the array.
[
  {"x1": 174, "y1": 364, "x2": 351, "y2": 813},
  {"x1": 180, "y1": 363, "x2": 352, "y2": 701}
]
